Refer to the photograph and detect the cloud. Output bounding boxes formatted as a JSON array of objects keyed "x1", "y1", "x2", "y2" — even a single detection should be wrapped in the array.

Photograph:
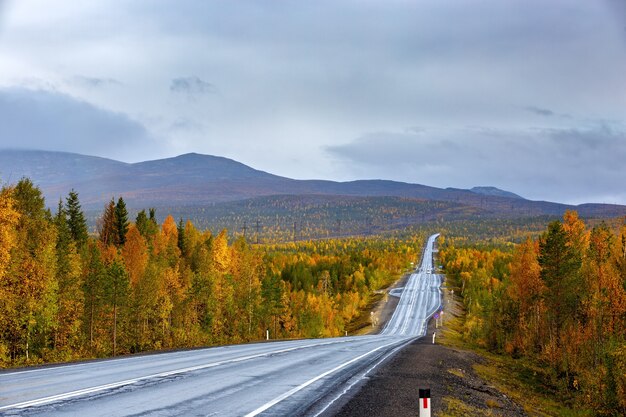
[
  {"x1": 524, "y1": 106, "x2": 554, "y2": 117},
  {"x1": 168, "y1": 118, "x2": 205, "y2": 133},
  {"x1": 327, "y1": 124, "x2": 626, "y2": 205},
  {"x1": 0, "y1": 1, "x2": 624, "y2": 203},
  {"x1": 70, "y1": 75, "x2": 122, "y2": 88},
  {"x1": 523, "y1": 105, "x2": 573, "y2": 119},
  {"x1": 170, "y1": 76, "x2": 216, "y2": 99},
  {"x1": 0, "y1": 87, "x2": 158, "y2": 161}
]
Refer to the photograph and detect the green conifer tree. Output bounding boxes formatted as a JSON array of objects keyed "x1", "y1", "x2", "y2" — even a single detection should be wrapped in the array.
[
  {"x1": 65, "y1": 190, "x2": 88, "y2": 246},
  {"x1": 177, "y1": 218, "x2": 186, "y2": 255},
  {"x1": 135, "y1": 210, "x2": 149, "y2": 237},
  {"x1": 115, "y1": 197, "x2": 129, "y2": 247}
]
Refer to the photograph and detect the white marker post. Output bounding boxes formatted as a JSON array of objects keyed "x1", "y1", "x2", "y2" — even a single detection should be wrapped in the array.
[
  {"x1": 419, "y1": 388, "x2": 431, "y2": 417},
  {"x1": 432, "y1": 332, "x2": 436, "y2": 344},
  {"x1": 266, "y1": 329, "x2": 269, "y2": 340}
]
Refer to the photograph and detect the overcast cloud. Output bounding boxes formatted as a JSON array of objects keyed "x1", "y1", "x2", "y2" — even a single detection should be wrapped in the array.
[
  {"x1": 0, "y1": 0, "x2": 624, "y2": 204},
  {"x1": 0, "y1": 87, "x2": 160, "y2": 160}
]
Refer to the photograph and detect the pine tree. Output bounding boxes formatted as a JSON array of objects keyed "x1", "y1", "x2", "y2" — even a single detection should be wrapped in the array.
[
  {"x1": 136, "y1": 208, "x2": 159, "y2": 241},
  {"x1": 177, "y1": 218, "x2": 186, "y2": 255},
  {"x1": 135, "y1": 210, "x2": 149, "y2": 237},
  {"x1": 115, "y1": 197, "x2": 129, "y2": 247},
  {"x1": 539, "y1": 220, "x2": 583, "y2": 370},
  {"x1": 55, "y1": 199, "x2": 71, "y2": 249},
  {"x1": 65, "y1": 190, "x2": 88, "y2": 246}
]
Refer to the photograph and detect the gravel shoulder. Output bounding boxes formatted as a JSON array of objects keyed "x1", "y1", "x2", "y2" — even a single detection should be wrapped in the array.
[{"x1": 330, "y1": 279, "x2": 527, "y2": 417}]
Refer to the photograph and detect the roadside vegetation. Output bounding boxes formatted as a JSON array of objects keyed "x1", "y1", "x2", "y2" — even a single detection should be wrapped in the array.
[
  {"x1": 439, "y1": 212, "x2": 626, "y2": 416},
  {"x1": 0, "y1": 178, "x2": 420, "y2": 367}
]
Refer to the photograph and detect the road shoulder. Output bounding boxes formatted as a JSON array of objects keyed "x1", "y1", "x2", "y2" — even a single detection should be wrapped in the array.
[{"x1": 330, "y1": 285, "x2": 527, "y2": 417}]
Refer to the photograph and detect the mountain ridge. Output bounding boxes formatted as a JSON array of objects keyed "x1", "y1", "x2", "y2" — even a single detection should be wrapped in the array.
[
  {"x1": 1, "y1": 149, "x2": 624, "y2": 219},
  {"x1": 471, "y1": 186, "x2": 524, "y2": 200}
]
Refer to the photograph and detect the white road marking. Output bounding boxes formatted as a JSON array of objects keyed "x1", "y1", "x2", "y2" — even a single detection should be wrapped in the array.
[
  {"x1": 0, "y1": 339, "x2": 356, "y2": 411},
  {"x1": 0, "y1": 353, "x2": 172, "y2": 377},
  {"x1": 244, "y1": 339, "x2": 403, "y2": 417},
  {"x1": 1, "y1": 234, "x2": 442, "y2": 416},
  {"x1": 311, "y1": 338, "x2": 416, "y2": 417}
]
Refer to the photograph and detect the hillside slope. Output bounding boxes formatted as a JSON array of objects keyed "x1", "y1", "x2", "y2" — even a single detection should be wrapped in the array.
[{"x1": 1, "y1": 150, "x2": 624, "y2": 219}]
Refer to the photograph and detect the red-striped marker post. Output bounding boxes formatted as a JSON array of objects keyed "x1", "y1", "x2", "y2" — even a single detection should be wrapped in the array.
[{"x1": 419, "y1": 388, "x2": 431, "y2": 417}]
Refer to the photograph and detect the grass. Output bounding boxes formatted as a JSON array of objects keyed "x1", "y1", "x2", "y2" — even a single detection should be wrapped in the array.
[
  {"x1": 485, "y1": 398, "x2": 502, "y2": 409},
  {"x1": 438, "y1": 397, "x2": 493, "y2": 417},
  {"x1": 346, "y1": 291, "x2": 384, "y2": 335},
  {"x1": 447, "y1": 368, "x2": 466, "y2": 378},
  {"x1": 347, "y1": 269, "x2": 411, "y2": 335},
  {"x1": 473, "y1": 358, "x2": 592, "y2": 417},
  {"x1": 437, "y1": 286, "x2": 593, "y2": 417}
]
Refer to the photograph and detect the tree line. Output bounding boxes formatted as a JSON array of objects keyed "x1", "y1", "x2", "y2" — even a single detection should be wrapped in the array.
[
  {"x1": 440, "y1": 211, "x2": 626, "y2": 415},
  {"x1": 0, "y1": 178, "x2": 419, "y2": 366}
]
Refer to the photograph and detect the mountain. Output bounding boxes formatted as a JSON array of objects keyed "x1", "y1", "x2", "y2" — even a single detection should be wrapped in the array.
[
  {"x1": 1, "y1": 149, "x2": 625, "y2": 219},
  {"x1": 470, "y1": 186, "x2": 524, "y2": 200}
]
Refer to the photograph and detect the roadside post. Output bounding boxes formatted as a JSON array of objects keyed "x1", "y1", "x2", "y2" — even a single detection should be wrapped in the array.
[
  {"x1": 419, "y1": 388, "x2": 431, "y2": 417},
  {"x1": 432, "y1": 332, "x2": 436, "y2": 344},
  {"x1": 266, "y1": 329, "x2": 269, "y2": 340}
]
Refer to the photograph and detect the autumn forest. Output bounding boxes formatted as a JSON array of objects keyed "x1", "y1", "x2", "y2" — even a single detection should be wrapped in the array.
[
  {"x1": 0, "y1": 178, "x2": 419, "y2": 366},
  {"x1": 440, "y1": 212, "x2": 626, "y2": 414},
  {"x1": 2, "y1": 177, "x2": 626, "y2": 414}
]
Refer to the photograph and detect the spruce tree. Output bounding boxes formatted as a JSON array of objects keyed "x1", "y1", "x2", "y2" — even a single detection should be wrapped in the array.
[
  {"x1": 135, "y1": 210, "x2": 149, "y2": 238},
  {"x1": 55, "y1": 199, "x2": 72, "y2": 277},
  {"x1": 146, "y1": 208, "x2": 159, "y2": 238},
  {"x1": 149, "y1": 208, "x2": 157, "y2": 225},
  {"x1": 115, "y1": 197, "x2": 129, "y2": 246},
  {"x1": 65, "y1": 190, "x2": 88, "y2": 246},
  {"x1": 55, "y1": 199, "x2": 71, "y2": 252},
  {"x1": 539, "y1": 221, "x2": 583, "y2": 349},
  {"x1": 177, "y1": 218, "x2": 186, "y2": 255}
]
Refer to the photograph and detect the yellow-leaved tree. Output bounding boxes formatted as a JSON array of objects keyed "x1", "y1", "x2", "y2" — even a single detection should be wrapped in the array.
[
  {"x1": 0, "y1": 187, "x2": 20, "y2": 366},
  {"x1": 0, "y1": 187, "x2": 19, "y2": 280}
]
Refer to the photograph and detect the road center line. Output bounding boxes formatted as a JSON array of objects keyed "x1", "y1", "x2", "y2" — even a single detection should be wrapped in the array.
[
  {"x1": 244, "y1": 338, "x2": 404, "y2": 417},
  {"x1": 0, "y1": 338, "x2": 356, "y2": 411},
  {"x1": 311, "y1": 337, "x2": 416, "y2": 417}
]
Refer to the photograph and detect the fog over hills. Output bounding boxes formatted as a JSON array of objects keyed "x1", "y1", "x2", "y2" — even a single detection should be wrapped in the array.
[{"x1": 1, "y1": 150, "x2": 624, "y2": 220}]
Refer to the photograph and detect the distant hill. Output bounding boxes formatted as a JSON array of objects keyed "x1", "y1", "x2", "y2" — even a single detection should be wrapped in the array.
[
  {"x1": 470, "y1": 186, "x2": 524, "y2": 200},
  {"x1": 139, "y1": 195, "x2": 486, "y2": 240},
  {"x1": 1, "y1": 150, "x2": 625, "y2": 220}
]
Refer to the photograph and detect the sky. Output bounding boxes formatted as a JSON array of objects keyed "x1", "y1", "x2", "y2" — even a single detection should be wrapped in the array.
[{"x1": 0, "y1": 0, "x2": 625, "y2": 205}]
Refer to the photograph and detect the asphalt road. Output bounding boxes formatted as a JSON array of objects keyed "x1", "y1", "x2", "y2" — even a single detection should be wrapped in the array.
[{"x1": 0, "y1": 234, "x2": 442, "y2": 417}]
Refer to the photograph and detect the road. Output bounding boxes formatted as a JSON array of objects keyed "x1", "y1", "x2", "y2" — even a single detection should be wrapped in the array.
[{"x1": 0, "y1": 233, "x2": 442, "y2": 417}]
